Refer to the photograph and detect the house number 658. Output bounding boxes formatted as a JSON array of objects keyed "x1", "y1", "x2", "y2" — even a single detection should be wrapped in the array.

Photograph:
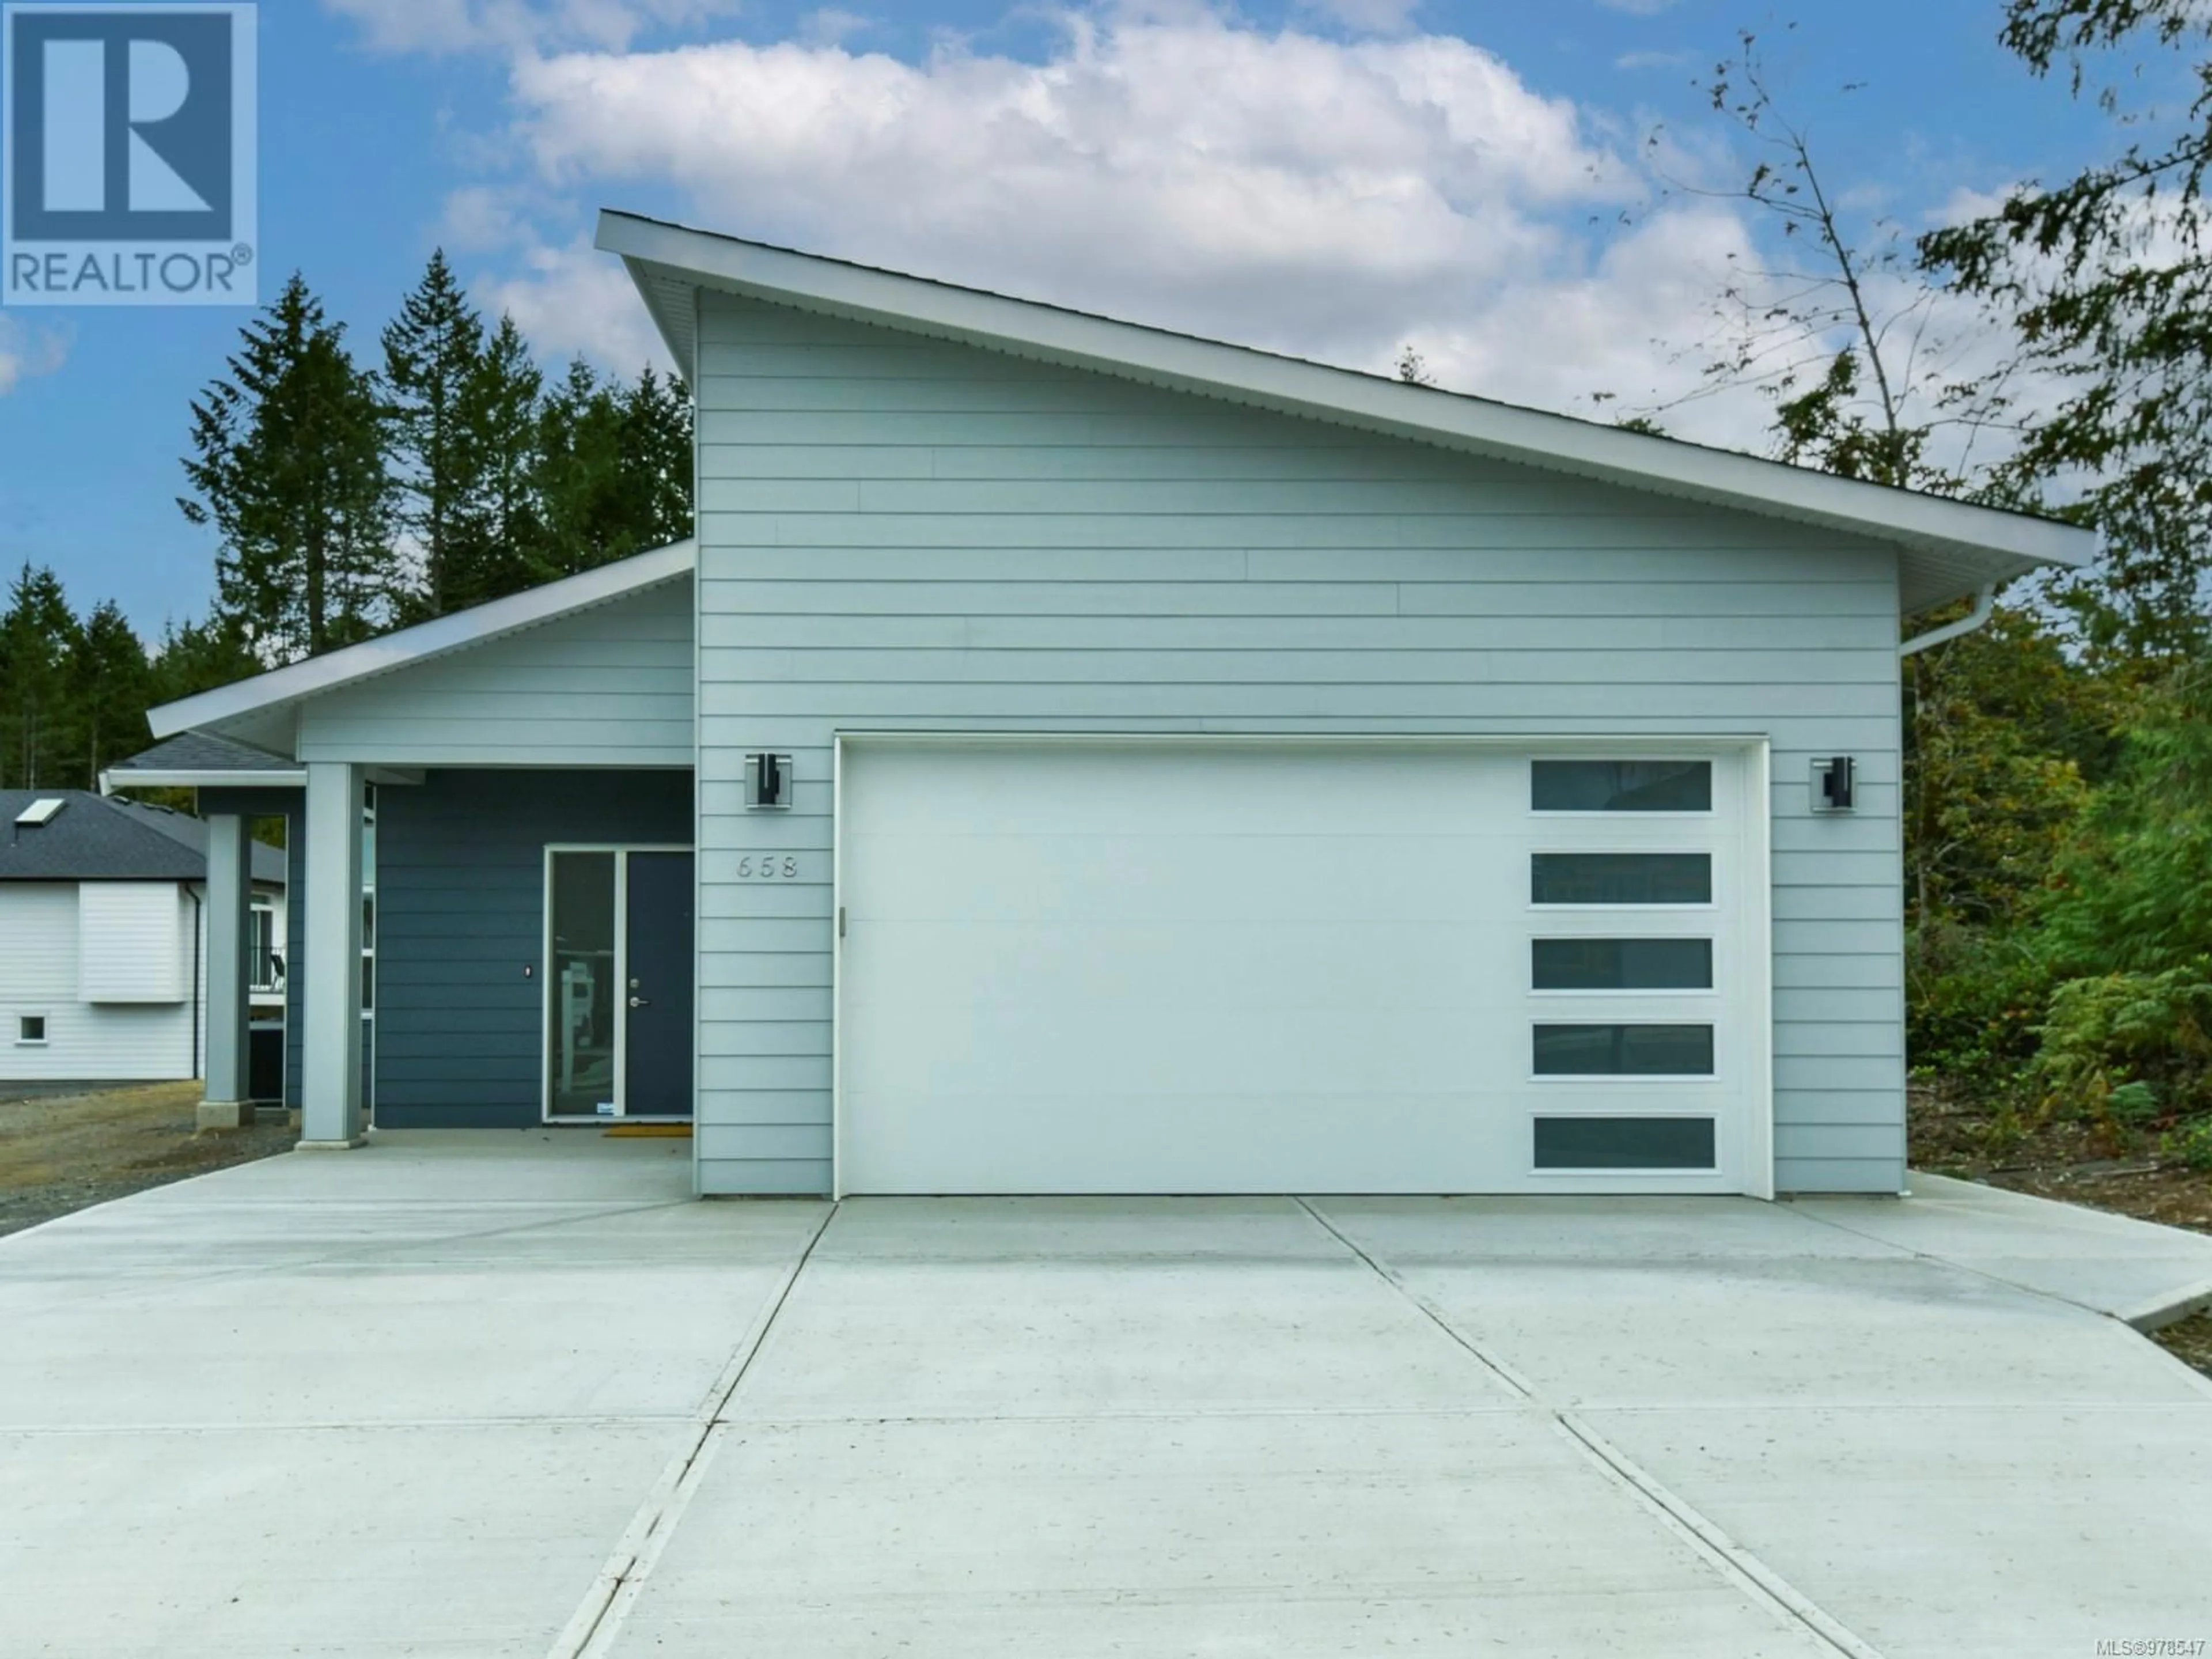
[{"x1": 737, "y1": 857, "x2": 799, "y2": 880}]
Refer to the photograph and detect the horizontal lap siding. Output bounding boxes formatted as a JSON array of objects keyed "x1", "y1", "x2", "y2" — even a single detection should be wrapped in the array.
[
  {"x1": 297, "y1": 579, "x2": 695, "y2": 766},
  {"x1": 0, "y1": 885, "x2": 196, "y2": 1082},
  {"x1": 373, "y1": 770, "x2": 692, "y2": 1128},
  {"x1": 694, "y1": 294, "x2": 1907, "y2": 1196}
]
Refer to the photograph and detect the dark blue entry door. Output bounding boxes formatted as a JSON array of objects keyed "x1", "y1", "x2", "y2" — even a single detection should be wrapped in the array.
[{"x1": 624, "y1": 851, "x2": 695, "y2": 1119}]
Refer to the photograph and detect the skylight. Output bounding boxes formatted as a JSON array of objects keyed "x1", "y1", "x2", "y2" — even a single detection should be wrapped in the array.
[{"x1": 15, "y1": 798, "x2": 66, "y2": 827}]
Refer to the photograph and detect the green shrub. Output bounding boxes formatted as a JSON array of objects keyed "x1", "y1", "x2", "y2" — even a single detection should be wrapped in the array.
[
  {"x1": 2029, "y1": 960, "x2": 2212, "y2": 1134},
  {"x1": 2161, "y1": 1118, "x2": 2212, "y2": 1172},
  {"x1": 1906, "y1": 921, "x2": 2055, "y2": 1098}
]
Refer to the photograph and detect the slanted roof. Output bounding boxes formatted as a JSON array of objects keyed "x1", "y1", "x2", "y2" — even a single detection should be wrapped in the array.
[
  {"x1": 597, "y1": 209, "x2": 2096, "y2": 612},
  {"x1": 144, "y1": 539, "x2": 695, "y2": 744},
  {"x1": 101, "y1": 730, "x2": 306, "y2": 790},
  {"x1": 0, "y1": 791, "x2": 285, "y2": 884}
]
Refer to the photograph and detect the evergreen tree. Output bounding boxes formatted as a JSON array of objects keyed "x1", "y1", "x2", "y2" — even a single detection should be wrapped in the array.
[
  {"x1": 0, "y1": 565, "x2": 81, "y2": 789},
  {"x1": 180, "y1": 272, "x2": 394, "y2": 662},
  {"x1": 382, "y1": 250, "x2": 486, "y2": 621},
  {"x1": 69, "y1": 600, "x2": 154, "y2": 789},
  {"x1": 448, "y1": 312, "x2": 546, "y2": 608},
  {"x1": 620, "y1": 365, "x2": 695, "y2": 552},
  {"x1": 530, "y1": 358, "x2": 632, "y2": 578},
  {"x1": 147, "y1": 612, "x2": 262, "y2": 709}
]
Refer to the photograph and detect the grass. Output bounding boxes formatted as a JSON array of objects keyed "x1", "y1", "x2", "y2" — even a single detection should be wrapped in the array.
[{"x1": 0, "y1": 1081, "x2": 295, "y2": 1237}]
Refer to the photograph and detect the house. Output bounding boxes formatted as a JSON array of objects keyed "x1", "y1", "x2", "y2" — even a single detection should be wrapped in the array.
[
  {"x1": 110, "y1": 210, "x2": 2096, "y2": 1196},
  {"x1": 0, "y1": 787, "x2": 286, "y2": 1096}
]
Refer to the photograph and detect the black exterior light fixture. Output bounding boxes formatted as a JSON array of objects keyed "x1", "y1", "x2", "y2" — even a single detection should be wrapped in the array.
[
  {"x1": 745, "y1": 752, "x2": 793, "y2": 810},
  {"x1": 1812, "y1": 756, "x2": 1855, "y2": 813}
]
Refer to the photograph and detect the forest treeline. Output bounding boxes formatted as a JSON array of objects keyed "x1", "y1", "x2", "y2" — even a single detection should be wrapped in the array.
[{"x1": 0, "y1": 251, "x2": 693, "y2": 791}]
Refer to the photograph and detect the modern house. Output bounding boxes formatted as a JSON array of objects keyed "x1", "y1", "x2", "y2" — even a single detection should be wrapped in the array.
[
  {"x1": 111, "y1": 210, "x2": 2095, "y2": 1196},
  {"x1": 0, "y1": 789, "x2": 286, "y2": 1090}
]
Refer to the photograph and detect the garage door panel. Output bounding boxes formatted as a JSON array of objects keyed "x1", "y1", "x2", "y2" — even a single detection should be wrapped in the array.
[
  {"x1": 841, "y1": 1090, "x2": 1517, "y2": 1195},
  {"x1": 839, "y1": 741, "x2": 1763, "y2": 1195},
  {"x1": 850, "y1": 922, "x2": 1517, "y2": 1019}
]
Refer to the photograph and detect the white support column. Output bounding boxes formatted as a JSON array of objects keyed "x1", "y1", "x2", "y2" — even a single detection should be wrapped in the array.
[
  {"x1": 197, "y1": 812, "x2": 255, "y2": 1131},
  {"x1": 300, "y1": 762, "x2": 365, "y2": 1149}
]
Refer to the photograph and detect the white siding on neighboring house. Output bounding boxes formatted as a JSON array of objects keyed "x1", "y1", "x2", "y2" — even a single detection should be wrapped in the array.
[
  {"x1": 690, "y1": 293, "x2": 1909, "y2": 1197},
  {"x1": 295, "y1": 577, "x2": 695, "y2": 766},
  {"x1": 1, "y1": 884, "x2": 203, "y2": 1082},
  {"x1": 78, "y1": 882, "x2": 187, "y2": 1002}
]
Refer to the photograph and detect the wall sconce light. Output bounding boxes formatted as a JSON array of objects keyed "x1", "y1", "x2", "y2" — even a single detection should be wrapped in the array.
[
  {"x1": 745, "y1": 753, "x2": 793, "y2": 810},
  {"x1": 1811, "y1": 756, "x2": 1855, "y2": 813}
]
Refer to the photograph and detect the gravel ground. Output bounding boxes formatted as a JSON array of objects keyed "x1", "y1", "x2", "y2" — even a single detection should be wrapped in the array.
[{"x1": 0, "y1": 1082, "x2": 296, "y2": 1237}]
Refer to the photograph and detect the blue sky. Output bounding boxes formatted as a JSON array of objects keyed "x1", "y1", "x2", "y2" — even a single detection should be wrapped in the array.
[{"x1": 0, "y1": 0, "x2": 2128, "y2": 636}]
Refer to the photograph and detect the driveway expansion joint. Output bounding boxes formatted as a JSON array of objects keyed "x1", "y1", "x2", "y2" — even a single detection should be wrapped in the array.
[
  {"x1": 546, "y1": 1198, "x2": 840, "y2": 1659},
  {"x1": 1291, "y1": 1196, "x2": 1885, "y2": 1659}
]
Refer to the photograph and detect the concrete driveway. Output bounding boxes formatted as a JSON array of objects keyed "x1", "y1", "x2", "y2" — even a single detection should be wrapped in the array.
[{"x1": 4, "y1": 1135, "x2": 2210, "y2": 1658}]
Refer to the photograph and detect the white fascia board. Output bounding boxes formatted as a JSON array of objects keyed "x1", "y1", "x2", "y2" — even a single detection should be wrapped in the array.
[
  {"x1": 146, "y1": 539, "x2": 697, "y2": 741},
  {"x1": 102, "y1": 768, "x2": 309, "y2": 792},
  {"x1": 599, "y1": 211, "x2": 2095, "y2": 579}
]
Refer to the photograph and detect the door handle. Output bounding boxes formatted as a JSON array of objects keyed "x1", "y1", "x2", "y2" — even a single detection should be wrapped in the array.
[{"x1": 628, "y1": 995, "x2": 650, "y2": 1008}]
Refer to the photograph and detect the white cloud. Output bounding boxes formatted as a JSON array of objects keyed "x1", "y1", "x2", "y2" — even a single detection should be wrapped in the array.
[
  {"x1": 478, "y1": 238, "x2": 673, "y2": 372},
  {"x1": 502, "y1": 16, "x2": 1653, "y2": 369},
  {"x1": 0, "y1": 317, "x2": 69, "y2": 396},
  {"x1": 394, "y1": 6, "x2": 1893, "y2": 457},
  {"x1": 1615, "y1": 48, "x2": 1692, "y2": 71},
  {"x1": 322, "y1": 0, "x2": 739, "y2": 55},
  {"x1": 439, "y1": 183, "x2": 532, "y2": 250},
  {"x1": 1595, "y1": 0, "x2": 1679, "y2": 14}
]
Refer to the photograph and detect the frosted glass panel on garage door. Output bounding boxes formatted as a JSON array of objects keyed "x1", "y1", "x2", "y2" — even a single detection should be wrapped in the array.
[{"x1": 836, "y1": 741, "x2": 1764, "y2": 1196}]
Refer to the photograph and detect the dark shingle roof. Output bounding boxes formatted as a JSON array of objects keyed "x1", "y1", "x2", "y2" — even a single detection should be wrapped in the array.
[
  {"x1": 0, "y1": 791, "x2": 286, "y2": 885},
  {"x1": 105, "y1": 731, "x2": 300, "y2": 775}
]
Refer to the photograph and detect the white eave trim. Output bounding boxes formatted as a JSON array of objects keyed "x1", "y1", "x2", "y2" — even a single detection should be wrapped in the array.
[
  {"x1": 102, "y1": 768, "x2": 309, "y2": 792},
  {"x1": 146, "y1": 539, "x2": 697, "y2": 741},
  {"x1": 599, "y1": 210, "x2": 2095, "y2": 581}
]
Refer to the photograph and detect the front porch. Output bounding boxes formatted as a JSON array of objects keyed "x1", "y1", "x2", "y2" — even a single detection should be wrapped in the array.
[
  {"x1": 104, "y1": 543, "x2": 702, "y2": 1146},
  {"x1": 105, "y1": 760, "x2": 697, "y2": 1142}
]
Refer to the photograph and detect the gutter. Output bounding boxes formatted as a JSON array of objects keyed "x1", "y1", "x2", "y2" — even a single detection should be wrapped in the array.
[{"x1": 1899, "y1": 584, "x2": 1997, "y2": 657}]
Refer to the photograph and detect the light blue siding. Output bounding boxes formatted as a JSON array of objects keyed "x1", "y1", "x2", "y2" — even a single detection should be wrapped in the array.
[
  {"x1": 296, "y1": 578, "x2": 694, "y2": 766},
  {"x1": 692, "y1": 291, "x2": 1909, "y2": 1197}
]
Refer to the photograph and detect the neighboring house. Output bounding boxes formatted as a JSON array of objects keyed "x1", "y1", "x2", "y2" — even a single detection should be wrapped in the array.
[
  {"x1": 112, "y1": 210, "x2": 2095, "y2": 1198},
  {"x1": 0, "y1": 790, "x2": 286, "y2": 1087}
]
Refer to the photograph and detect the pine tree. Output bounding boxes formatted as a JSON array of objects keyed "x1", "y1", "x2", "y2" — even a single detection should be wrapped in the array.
[
  {"x1": 69, "y1": 600, "x2": 153, "y2": 789},
  {"x1": 383, "y1": 251, "x2": 486, "y2": 622},
  {"x1": 531, "y1": 358, "x2": 630, "y2": 579},
  {"x1": 620, "y1": 365, "x2": 695, "y2": 551},
  {"x1": 448, "y1": 312, "x2": 546, "y2": 608},
  {"x1": 180, "y1": 272, "x2": 395, "y2": 662},
  {"x1": 147, "y1": 613, "x2": 261, "y2": 709},
  {"x1": 0, "y1": 565, "x2": 81, "y2": 789}
]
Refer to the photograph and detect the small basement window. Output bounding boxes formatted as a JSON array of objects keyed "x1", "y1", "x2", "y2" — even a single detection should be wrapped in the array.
[{"x1": 17, "y1": 1014, "x2": 48, "y2": 1045}]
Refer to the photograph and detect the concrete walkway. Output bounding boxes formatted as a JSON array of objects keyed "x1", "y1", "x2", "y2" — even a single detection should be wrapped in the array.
[{"x1": 3, "y1": 1135, "x2": 2210, "y2": 1658}]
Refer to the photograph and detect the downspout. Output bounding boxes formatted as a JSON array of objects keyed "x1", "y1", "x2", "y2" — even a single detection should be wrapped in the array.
[
  {"x1": 1899, "y1": 583, "x2": 1997, "y2": 657},
  {"x1": 188, "y1": 886, "x2": 203, "y2": 1082}
]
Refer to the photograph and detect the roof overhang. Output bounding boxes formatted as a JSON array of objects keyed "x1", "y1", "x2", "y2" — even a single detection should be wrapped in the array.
[
  {"x1": 145, "y1": 539, "x2": 696, "y2": 744},
  {"x1": 599, "y1": 210, "x2": 2094, "y2": 612},
  {"x1": 101, "y1": 766, "x2": 309, "y2": 791}
]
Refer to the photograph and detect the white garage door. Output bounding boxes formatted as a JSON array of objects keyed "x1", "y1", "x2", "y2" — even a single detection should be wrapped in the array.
[{"x1": 836, "y1": 741, "x2": 1768, "y2": 1196}]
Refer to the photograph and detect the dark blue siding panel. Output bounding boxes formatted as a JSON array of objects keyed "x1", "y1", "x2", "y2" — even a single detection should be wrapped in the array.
[{"x1": 373, "y1": 768, "x2": 692, "y2": 1128}]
